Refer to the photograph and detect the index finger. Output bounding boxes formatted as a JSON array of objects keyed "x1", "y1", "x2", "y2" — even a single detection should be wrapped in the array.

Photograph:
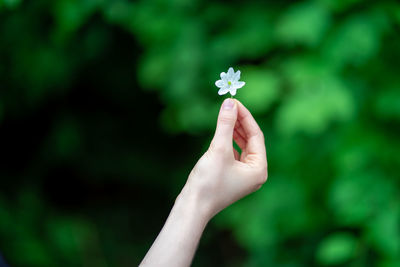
[{"x1": 235, "y1": 100, "x2": 267, "y2": 160}]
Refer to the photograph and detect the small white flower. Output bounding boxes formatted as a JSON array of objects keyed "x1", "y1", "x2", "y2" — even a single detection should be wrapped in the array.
[{"x1": 215, "y1": 67, "x2": 245, "y2": 96}]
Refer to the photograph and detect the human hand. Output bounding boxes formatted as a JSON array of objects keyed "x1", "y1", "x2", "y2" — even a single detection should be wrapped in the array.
[
  {"x1": 140, "y1": 98, "x2": 267, "y2": 267},
  {"x1": 179, "y1": 98, "x2": 268, "y2": 220}
]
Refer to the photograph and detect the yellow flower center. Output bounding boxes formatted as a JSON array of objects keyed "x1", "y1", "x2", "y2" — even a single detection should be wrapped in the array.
[{"x1": 228, "y1": 81, "x2": 232, "y2": 86}]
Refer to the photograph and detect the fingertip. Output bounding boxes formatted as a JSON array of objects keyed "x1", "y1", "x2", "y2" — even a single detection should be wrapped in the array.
[{"x1": 221, "y1": 98, "x2": 237, "y2": 110}]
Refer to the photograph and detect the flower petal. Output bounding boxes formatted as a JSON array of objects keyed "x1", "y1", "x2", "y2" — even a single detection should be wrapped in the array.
[
  {"x1": 234, "y1": 81, "x2": 245, "y2": 89},
  {"x1": 229, "y1": 88, "x2": 237, "y2": 96},
  {"x1": 220, "y1": 72, "x2": 227, "y2": 80},
  {"x1": 234, "y1": 70, "x2": 241, "y2": 81},
  {"x1": 215, "y1": 80, "x2": 225, "y2": 88},
  {"x1": 227, "y1": 67, "x2": 234, "y2": 77},
  {"x1": 218, "y1": 87, "x2": 230, "y2": 95}
]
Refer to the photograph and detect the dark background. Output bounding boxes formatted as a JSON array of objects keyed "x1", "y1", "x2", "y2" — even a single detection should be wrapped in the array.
[{"x1": 1, "y1": 0, "x2": 400, "y2": 266}]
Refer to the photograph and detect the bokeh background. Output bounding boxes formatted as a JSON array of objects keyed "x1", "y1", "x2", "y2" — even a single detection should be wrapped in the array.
[{"x1": 1, "y1": 0, "x2": 400, "y2": 266}]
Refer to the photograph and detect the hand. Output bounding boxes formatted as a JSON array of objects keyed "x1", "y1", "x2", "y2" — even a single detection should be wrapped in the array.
[
  {"x1": 179, "y1": 98, "x2": 268, "y2": 220},
  {"x1": 140, "y1": 98, "x2": 268, "y2": 267}
]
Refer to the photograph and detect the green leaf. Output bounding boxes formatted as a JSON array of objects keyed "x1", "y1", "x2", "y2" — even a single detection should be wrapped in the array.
[
  {"x1": 103, "y1": 1, "x2": 135, "y2": 25},
  {"x1": 212, "y1": 8, "x2": 274, "y2": 60},
  {"x1": 374, "y1": 85, "x2": 400, "y2": 120},
  {"x1": 161, "y1": 99, "x2": 219, "y2": 134},
  {"x1": 14, "y1": 237, "x2": 52, "y2": 266},
  {"x1": 53, "y1": 0, "x2": 102, "y2": 40},
  {"x1": 128, "y1": 2, "x2": 183, "y2": 45},
  {"x1": 276, "y1": 74, "x2": 354, "y2": 135},
  {"x1": 276, "y1": 1, "x2": 331, "y2": 47},
  {"x1": 316, "y1": 232, "x2": 358, "y2": 265},
  {"x1": 138, "y1": 48, "x2": 172, "y2": 90},
  {"x1": 216, "y1": 176, "x2": 309, "y2": 250},
  {"x1": 323, "y1": 12, "x2": 388, "y2": 68},
  {"x1": 2, "y1": 0, "x2": 22, "y2": 9},
  {"x1": 19, "y1": 48, "x2": 71, "y2": 105},
  {"x1": 318, "y1": 0, "x2": 362, "y2": 12},
  {"x1": 47, "y1": 218, "x2": 94, "y2": 263},
  {"x1": 177, "y1": 100, "x2": 219, "y2": 134},
  {"x1": 366, "y1": 205, "x2": 400, "y2": 257},
  {"x1": 239, "y1": 68, "x2": 280, "y2": 114},
  {"x1": 329, "y1": 170, "x2": 396, "y2": 226}
]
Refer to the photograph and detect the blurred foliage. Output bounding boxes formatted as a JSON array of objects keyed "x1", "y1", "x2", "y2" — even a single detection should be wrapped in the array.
[{"x1": 1, "y1": 0, "x2": 400, "y2": 266}]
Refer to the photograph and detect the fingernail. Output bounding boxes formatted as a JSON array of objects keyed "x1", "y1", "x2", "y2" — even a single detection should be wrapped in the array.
[{"x1": 222, "y1": 98, "x2": 235, "y2": 110}]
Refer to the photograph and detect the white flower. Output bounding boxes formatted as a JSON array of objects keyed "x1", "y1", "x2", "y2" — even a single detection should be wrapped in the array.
[{"x1": 215, "y1": 67, "x2": 245, "y2": 96}]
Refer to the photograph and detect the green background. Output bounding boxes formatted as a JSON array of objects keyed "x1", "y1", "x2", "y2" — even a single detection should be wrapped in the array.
[{"x1": 1, "y1": 0, "x2": 400, "y2": 266}]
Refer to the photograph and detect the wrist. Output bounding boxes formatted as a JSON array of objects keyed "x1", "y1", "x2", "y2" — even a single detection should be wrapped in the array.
[{"x1": 176, "y1": 185, "x2": 214, "y2": 224}]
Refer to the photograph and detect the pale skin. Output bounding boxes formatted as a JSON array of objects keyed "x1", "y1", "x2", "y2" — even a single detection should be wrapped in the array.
[{"x1": 140, "y1": 98, "x2": 268, "y2": 267}]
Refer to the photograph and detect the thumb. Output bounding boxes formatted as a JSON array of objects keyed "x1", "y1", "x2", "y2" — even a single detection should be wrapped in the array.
[{"x1": 211, "y1": 98, "x2": 238, "y2": 149}]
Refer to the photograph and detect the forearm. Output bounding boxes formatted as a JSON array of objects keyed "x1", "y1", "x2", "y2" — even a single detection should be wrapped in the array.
[{"x1": 140, "y1": 189, "x2": 211, "y2": 267}]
